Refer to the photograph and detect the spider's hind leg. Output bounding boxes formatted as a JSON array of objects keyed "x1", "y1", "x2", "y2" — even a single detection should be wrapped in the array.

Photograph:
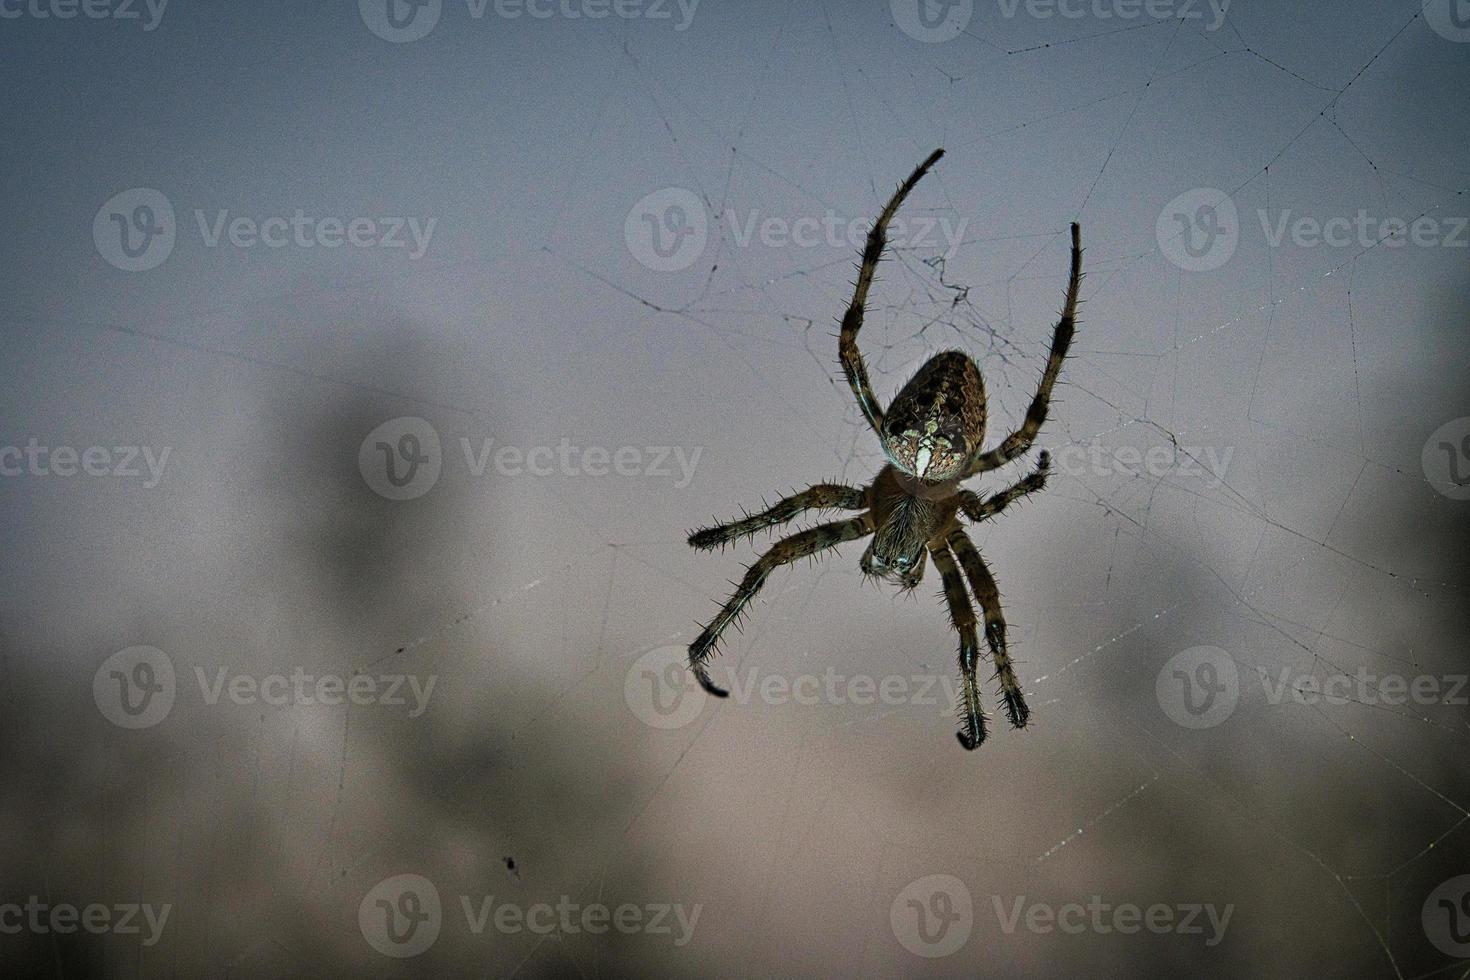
[
  {"x1": 687, "y1": 484, "x2": 866, "y2": 552},
  {"x1": 688, "y1": 515, "x2": 872, "y2": 697},
  {"x1": 929, "y1": 543, "x2": 987, "y2": 750},
  {"x1": 948, "y1": 529, "x2": 1030, "y2": 729}
]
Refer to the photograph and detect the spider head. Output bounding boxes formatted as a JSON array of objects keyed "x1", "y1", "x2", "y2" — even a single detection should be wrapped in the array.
[
  {"x1": 881, "y1": 351, "x2": 986, "y2": 482},
  {"x1": 860, "y1": 536, "x2": 926, "y2": 588},
  {"x1": 860, "y1": 498, "x2": 931, "y2": 588}
]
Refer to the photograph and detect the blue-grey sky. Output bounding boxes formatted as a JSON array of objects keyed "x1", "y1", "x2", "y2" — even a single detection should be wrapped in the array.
[{"x1": 1, "y1": 1, "x2": 1468, "y2": 976}]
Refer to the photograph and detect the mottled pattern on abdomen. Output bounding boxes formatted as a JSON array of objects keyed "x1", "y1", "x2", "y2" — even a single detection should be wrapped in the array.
[{"x1": 885, "y1": 350, "x2": 987, "y2": 448}]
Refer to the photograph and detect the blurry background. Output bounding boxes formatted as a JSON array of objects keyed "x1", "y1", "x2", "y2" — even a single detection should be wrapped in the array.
[{"x1": 1, "y1": 0, "x2": 1468, "y2": 976}]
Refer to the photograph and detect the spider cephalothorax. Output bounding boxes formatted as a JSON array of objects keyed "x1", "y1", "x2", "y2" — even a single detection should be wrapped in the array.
[{"x1": 684, "y1": 148, "x2": 1081, "y2": 750}]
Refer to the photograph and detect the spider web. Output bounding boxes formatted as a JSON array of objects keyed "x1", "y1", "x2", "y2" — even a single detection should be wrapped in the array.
[
  {"x1": 2, "y1": 1, "x2": 1468, "y2": 978},
  {"x1": 532, "y1": 3, "x2": 1470, "y2": 977}
]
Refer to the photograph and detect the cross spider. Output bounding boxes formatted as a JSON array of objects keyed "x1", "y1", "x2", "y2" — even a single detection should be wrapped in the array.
[{"x1": 685, "y1": 148, "x2": 1081, "y2": 750}]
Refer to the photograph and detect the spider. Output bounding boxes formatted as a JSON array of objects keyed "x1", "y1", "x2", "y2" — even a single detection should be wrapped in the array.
[{"x1": 684, "y1": 148, "x2": 1081, "y2": 749}]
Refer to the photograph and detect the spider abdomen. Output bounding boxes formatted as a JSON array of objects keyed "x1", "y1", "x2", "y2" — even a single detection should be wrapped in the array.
[{"x1": 881, "y1": 350, "x2": 987, "y2": 482}]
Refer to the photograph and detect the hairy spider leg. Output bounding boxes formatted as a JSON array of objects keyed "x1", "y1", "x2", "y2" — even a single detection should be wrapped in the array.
[
  {"x1": 930, "y1": 542, "x2": 988, "y2": 750},
  {"x1": 687, "y1": 515, "x2": 874, "y2": 696},
  {"x1": 965, "y1": 223, "x2": 1082, "y2": 477},
  {"x1": 948, "y1": 529, "x2": 1030, "y2": 729},
  {"x1": 687, "y1": 483, "x2": 867, "y2": 552},
  {"x1": 839, "y1": 148, "x2": 945, "y2": 437},
  {"x1": 957, "y1": 452, "x2": 1051, "y2": 523}
]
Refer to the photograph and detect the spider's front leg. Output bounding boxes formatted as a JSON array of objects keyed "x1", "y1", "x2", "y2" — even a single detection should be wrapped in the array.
[
  {"x1": 965, "y1": 224, "x2": 1082, "y2": 477},
  {"x1": 688, "y1": 515, "x2": 873, "y2": 697},
  {"x1": 839, "y1": 148, "x2": 945, "y2": 436},
  {"x1": 957, "y1": 451, "x2": 1051, "y2": 524},
  {"x1": 948, "y1": 529, "x2": 1029, "y2": 729},
  {"x1": 930, "y1": 542, "x2": 988, "y2": 750},
  {"x1": 687, "y1": 483, "x2": 867, "y2": 552}
]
